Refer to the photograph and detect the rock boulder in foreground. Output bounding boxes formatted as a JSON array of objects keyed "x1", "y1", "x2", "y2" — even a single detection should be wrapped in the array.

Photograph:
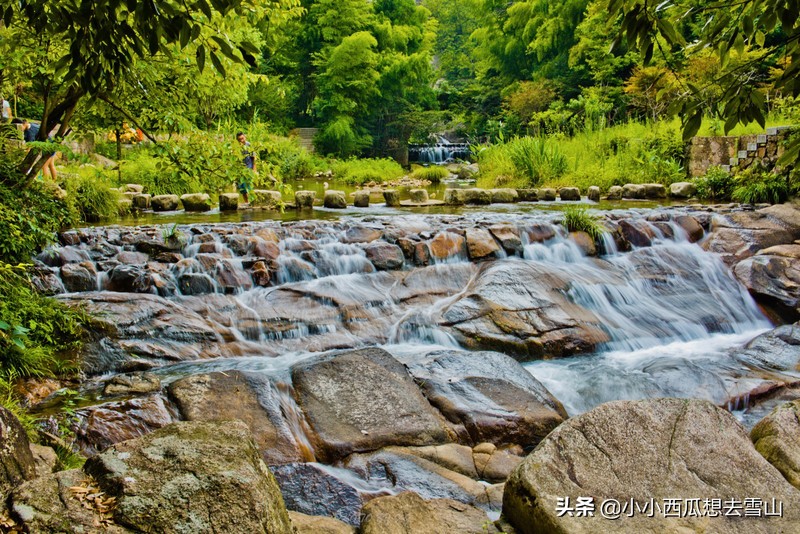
[{"x1": 503, "y1": 398, "x2": 800, "y2": 533}]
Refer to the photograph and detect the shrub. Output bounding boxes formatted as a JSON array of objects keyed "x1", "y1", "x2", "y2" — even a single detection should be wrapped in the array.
[
  {"x1": 331, "y1": 158, "x2": 405, "y2": 185},
  {"x1": 731, "y1": 167, "x2": 790, "y2": 204},
  {"x1": 410, "y1": 165, "x2": 449, "y2": 183},
  {"x1": 65, "y1": 170, "x2": 120, "y2": 222},
  {"x1": 695, "y1": 165, "x2": 735, "y2": 201},
  {"x1": 562, "y1": 206, "x2": 604, "y2": 241}
]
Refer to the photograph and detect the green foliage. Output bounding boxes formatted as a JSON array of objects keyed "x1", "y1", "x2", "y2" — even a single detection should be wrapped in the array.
[
  {"x1": 0, "y1": 181, "x2": 74, "y2": 265},
  {"x1": 0, "y1": 263, "x2": 83, "y2": 378},
  {"x1": 65, "y1": 171, "x2": 120, "y2": 223},
  {"x1": 331, "y1": 158, "x2": 405, "y2": 185},
  {"x1": 410, "y1": 165, "x2": 450, "y2": 183},
  {"x1": 731, "y1": 166, "x2": 791, "y2": 204},
  {"x1": 478, "y1": 137, "x2": 568, "y2": 187},
  {"x1": 695, "y1": 166, "x2": 735, "y2": 201},
  {"x1": 562, "y1": 206, "x2": 604, "y2": 241},
  {"x1": 315, "y1": 117, "x2": 373, "y2": 158}
]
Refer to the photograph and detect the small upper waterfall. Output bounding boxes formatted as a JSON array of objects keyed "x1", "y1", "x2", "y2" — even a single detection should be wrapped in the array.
[{"x1": 409, "y1": 135, "x2": 470, "y2": 164}]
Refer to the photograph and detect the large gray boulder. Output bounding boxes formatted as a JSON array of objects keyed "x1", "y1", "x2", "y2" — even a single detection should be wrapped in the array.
[
  {"x1": 151, "y1": 194, "x2": 180, "y2": 211},
  {"x1": 503, "y1": 398, "x2": 800, "y2": 534},
  {"x1": 295, "y1": 190, "x2": 316, "y2": 208},
  {"x1": 291, "y1": 348, "x2": 450, "y2": 462},
  {"x1": 730, "y1": 323, "x2": 800, "y2": 373},
  {"x1": 622, "y1": 183, "x2": 646, "y2": 199},
  {"x1": 180, "y1": 193, "x2": 212, "y2": 212},
  {"x1": 324, "y1": 190, "x2": 347, "y2": 209},
  {"x1": 84, "y1": 421, "x2": 293, "y2": 533},
  {"x1": 669, "y1": 181, "x2": 697, "y2": 198},
  {"x1": 490, "y1": 188, "x2": 518, "y2": 203},
  {"x1": 752, "y1": 400, "x2": 800, "y2": 489},
  {"x1": 734, "y1": 245, "x2": 800, "y2": 319},
  {"x1": 168, "y1": 371, "x2": 305, "y2": 464},
  {"x1": 405, "y1": 350, "x2": 566, "y2": 448},
  {"x1": 559, "y1": 187, "x2": 580, "y2": 201}
]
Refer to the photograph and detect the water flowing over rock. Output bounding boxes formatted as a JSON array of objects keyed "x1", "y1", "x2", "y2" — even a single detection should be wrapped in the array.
[
  {"x1": 503, "y1": 398, "x2": 800, "y2": 534},
  {"x1": 734, "y1": 245, "x2": 800, "y2": 320},
  {"x1": 403, "y1": 350, "x2": 566, "y2": 447}
]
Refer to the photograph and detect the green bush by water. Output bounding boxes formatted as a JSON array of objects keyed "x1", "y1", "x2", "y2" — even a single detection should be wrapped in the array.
[
  {"x1": 694, "y1": 166, "x2": 735, "y2": 201},
  {"x1": 332, "y1": 158, "x2": 405, "y2": 185},
  {"x1": 410, "y1": 165, "x2": 449, "y2": 183},
  {"x1": 562, "y1": 206, "x2": 604, "y2": 241},
  {"x1": 65, "y1": 171, "x2": 120, "y2": 223},
  {"x1": 731, "y1": 166, "x2": 791, "y2": 204}
]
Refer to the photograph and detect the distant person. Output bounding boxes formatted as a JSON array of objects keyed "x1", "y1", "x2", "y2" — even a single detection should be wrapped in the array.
[
  {"x1": 236, "y1": 132, "x2": 256, "y2": 204},
  {"x1": 17, "y1": 119, "x2": 57, "y2": 180},
  {"x1": 1, "y1": 96, "x2": 11, "y2": 123}
]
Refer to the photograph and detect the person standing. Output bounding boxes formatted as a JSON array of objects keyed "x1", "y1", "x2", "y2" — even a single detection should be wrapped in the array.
[
  {"x1": 18, "y1": 119, "x2": 57, "y2": 179},
  {"x1": 1, "y1": 96, "x2": 11, "y2": 123},
  {"x1": 236, "y1": 132, "x2": 256, "y2": 204}
]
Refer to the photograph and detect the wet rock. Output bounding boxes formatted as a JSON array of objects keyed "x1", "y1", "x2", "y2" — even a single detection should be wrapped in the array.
[
  {"x1": 10, "y1": 468, "x2": 133, "y2": 533},
  {"x1": 490, "y1": 188, "x2": 518, "y2": 203},
  {"x1": 403, "y1": 443, "x2": 478, "y2": 479},
  {"x1": 569, "y1": 231, "x2": 596, "y2": 256},
  {"x1": 414, "y1": 242, "x2": 431, "y2": 265},
  {"x1": 489, "y1": 225, "x2": 522, "y2": 254},
  {"x1": 674, "y1": 215, "x2": 704, "y2": 242},
  {"x1": 151, "y1": 194, "x2": 180, "y2": 211},
  {"x1": 409, "y1": 189, "x2": 429, "y2": 203},
  {"x1": 522, "y1": 223, "x2": 556, "y2": 243},
  {"x1": 622, "y1": 183, "x2": 646, "y2": 199},
  {"x1": 444, "y1": 188, "x2": 466, "y2": 205},
  {"x1": 503, "y1": 398, "x2": 800, "y2": 534},
  {"x1": 440, "y1": 262, "x2": 608, "y2": 359},
  {"x1": 224, "y1": 234, "x2": 250, "y2": 256},
  {"x1": 464, "y1": 188, "x2": 491, "y2": 205},
  {"x1": 58, "y1": 291, "x2": 221, "y2": 375},
  {"x1": 0, "y1": 408, "x2": 36, "y2": 500},
  {"x1": 215, "y1": 259, "x2": 254, "y2": 293},
  {"x1": 466, "y1": 228, "x2": 501, "y2": 260},
  {"x1": 618, "y1": 219, "x2": 654, "y2": 247},
  {"x1": 107, "y1": 264, "x2": 152, "y2": 293},
  {"x1": 115, "y1": 251, "x2": 149, "y2": 264},
  {"x1": 360, "y1": 492, "x2": 493, "y2": 534},
  {"x1": 429, "y1": 231, "x2": 467, "y2": 261},
  {"x1": 405, "y1": 350, "x2": 566, "y2": 449},
  {"x1": 288, "y1": 511, "x2": 355, "y2": 534},
  {"x1": 219, "y1": 192, "x2": 239, "y2": 211},
  {"x1": 516, "y1": 189, "x2": 538, "y2": 202},
  {"x1": 322, "y1": 190, "x2": 346, "y2": 209},
  {"x1": 606, "y1": 185, "x2": 623, "y2": 200},
  {"x1": 559, "y1": 187, "x2": 580, "y2": 201},
  {"x1": 178, "y1": 273, "x2": 216, "y2": 295},
  {"x1": 103, "y1": 371, "x2": 161, "y2": 396},
  {"x1": 344, "y1": 448, "x2": 494, "y2": 509},
  {"x1": 291, "y1": 348, "x2": 450, "y2": 462},
  {"x1": 760, "y1": 202, "x2": 800, "y2": 239},
  {"x1": 253, "y1": 238, "x2": 281, "y2": 261},
  {"x1": 273, "y1": 463, "x2": 367, "y2": 526},
  {"x1": 74, "y1": 394, "x2": 176, "y2": 455},
  {"x1": 642, "y1": 183, "x2": 666, "y2": 198},
  {"x1": 60, "y1": 262, "x2": 97, "y2": 292},
  {"x1": 751, "y1": 400, "x2": 800, "y2": 489},
  {"x1": 168, "y1": 372, "x2": 304, "y2": 465},
  {"x1": 704, "y1": 211, "x2": 795, "y2": 265},
  {"x1": 353, "y1": 191, "x2": 370, "y2": 207},
  {"x1": 539, "y1": 188, "x2": 556, "y2": 201},
  {"x1": 29, "y1": 444, "x2": 57, "y2": 478},
  {"x1": 731, "y1": 323, "x2": 800, "y2": 373},
  {"x1": 118, "y1": 198, "x2": 133, "y2": 215},
  {"x1": 59, "y1": 231, "x2": 81, "y2": 246},
  {"x1": 251, "y1": 260, "x2": 271, "y2": 287},
  {"x1": 295, "y1": 190, "x2": 316, "y2": 208},
  {"x1": 131, "y1": 193, "x2": 151, "y2": 210},
  {"x1": 364, "y1": 242, "x2": 404, "y2": 270},
  {"x1": 383, "y1": 190, "x2": 401, "y2": 207},
  {"x1": 669, "y1": 181, "x2": 697, "y2": 198},
  {"x1": 37, "y1": 246, "x2": 91, "y2": 267},
  {"x1": 252, "y1": 189, "x2": 283, "y2": 209},
  {"x1": 587, "y1": 186, "x2": 600, "y2": 201},
  {"x1": 84, "y1": 421, "x2": 293, "y2": 533},
  {"x1": 734, "y1": 253, "x2": 800, "y2": 320},
  {"x1": 343, "y1": 226, "x2": 383, "y2": 244}
]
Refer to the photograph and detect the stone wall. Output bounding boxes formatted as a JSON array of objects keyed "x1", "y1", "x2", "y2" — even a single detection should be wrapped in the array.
[{"x1": 688, "y1": 127, "x2": 791, "y2": 177}]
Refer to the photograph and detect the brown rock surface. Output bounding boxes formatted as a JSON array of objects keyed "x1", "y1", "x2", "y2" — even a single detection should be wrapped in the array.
[{"x1": 360, "y1": 492, "x2": 494, "y2": 534}]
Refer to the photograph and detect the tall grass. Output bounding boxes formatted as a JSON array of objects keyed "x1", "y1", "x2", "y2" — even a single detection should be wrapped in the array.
[
  {"x1": 332, "y1": 158, "x2": 405, "y2": 185},
  {"x1": 410, "y1": 165, "x2": 449, "y2": 183},
  {"x1": 477, "y1": 137, "x2": 567, "y2": 188},
  {"x1": 562, "y1": 206, "x2": 604, "y2": 241}
]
